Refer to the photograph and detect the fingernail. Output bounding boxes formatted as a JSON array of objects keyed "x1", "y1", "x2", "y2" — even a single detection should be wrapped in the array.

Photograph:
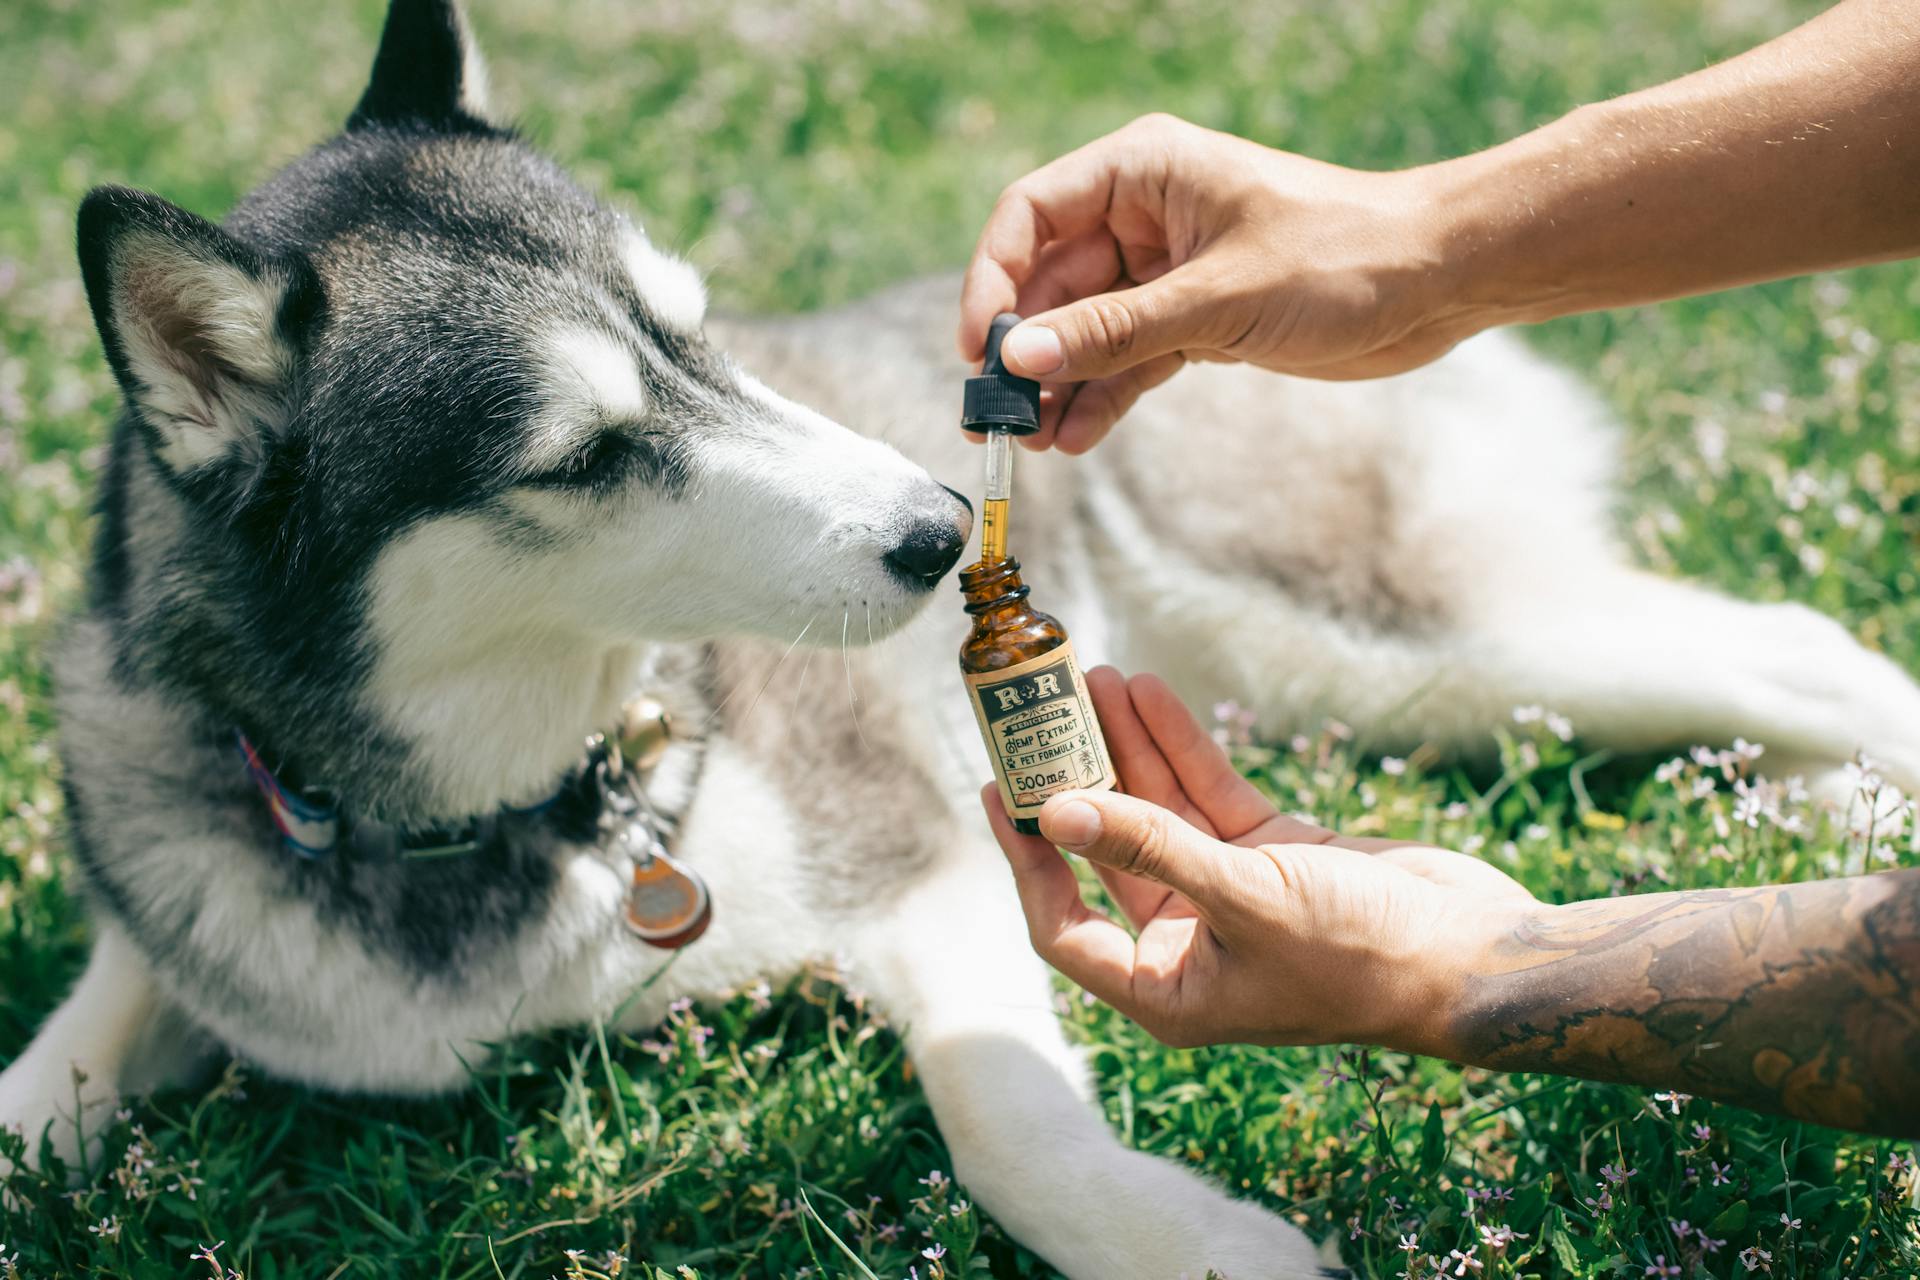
[
  {"x1": 1044, "y1": 798, "x2": 1101, "y2": 848},
  {"x1": 1005, "y1": 324, "x2": 1064, "y2": 376}
]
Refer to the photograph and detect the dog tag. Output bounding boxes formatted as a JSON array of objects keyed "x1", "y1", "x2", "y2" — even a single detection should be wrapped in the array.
[{"x1": 625, "y1": 850, "x2": 712, "y2": 948}]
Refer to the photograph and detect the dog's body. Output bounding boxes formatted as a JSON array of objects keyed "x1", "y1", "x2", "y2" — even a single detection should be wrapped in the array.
[{"x1": 10, "y1": 3, "x2": 1920, "y2": 1274}]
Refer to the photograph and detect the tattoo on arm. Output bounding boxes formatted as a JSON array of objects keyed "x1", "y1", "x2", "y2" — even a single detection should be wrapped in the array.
[{"x1": 1453, "y1": 868, "x2": 1920, "y2": 1137}]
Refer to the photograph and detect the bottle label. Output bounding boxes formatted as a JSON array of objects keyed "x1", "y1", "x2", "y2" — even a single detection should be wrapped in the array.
[{"x1": 964, "y1": 641, "x2": 1116, "y2": 819}]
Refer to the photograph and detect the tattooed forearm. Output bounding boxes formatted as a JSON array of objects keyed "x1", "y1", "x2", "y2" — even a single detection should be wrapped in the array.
[{"x1": 1451, "y1": 869, "x2": 1920, "y2": 1137}]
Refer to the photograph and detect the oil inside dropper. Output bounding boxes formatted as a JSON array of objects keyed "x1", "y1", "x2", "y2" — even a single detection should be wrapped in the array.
[{"x1": 979, "y1": 429, "x2": 1012, "y2": 565}]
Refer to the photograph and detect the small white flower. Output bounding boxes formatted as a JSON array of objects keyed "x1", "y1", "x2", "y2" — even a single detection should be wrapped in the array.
[
  {"x1": 1845, "y1": 755, "x2": 1882, "y2": 797},
  {"x1": 1380, "y1": 756, "x2": 1407, "y2": 776},
  {"x1": 1478, "y1": 1223, "x2": 1525, "y2": 1251}
]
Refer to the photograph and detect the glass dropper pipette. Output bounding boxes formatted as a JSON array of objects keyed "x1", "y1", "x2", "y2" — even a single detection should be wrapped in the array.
[{"x1": 980, "y1": 428, "x2": 1011, "y2": 564}]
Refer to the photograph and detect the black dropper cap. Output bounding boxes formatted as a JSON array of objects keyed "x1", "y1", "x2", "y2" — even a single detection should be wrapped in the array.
[{"x1": 962, "y1": 312, "x2": 1041, "y2": 435}]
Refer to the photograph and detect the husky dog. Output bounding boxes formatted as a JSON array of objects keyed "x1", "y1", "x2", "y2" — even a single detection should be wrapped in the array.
[{"x1": 9, "y1": 2, "x2": 1920, "y2": 1274}]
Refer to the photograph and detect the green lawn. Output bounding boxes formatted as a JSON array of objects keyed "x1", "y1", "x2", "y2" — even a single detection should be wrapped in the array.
[{"x1": 3, "y1": 0, "x2": 1918, "y2": 1276}]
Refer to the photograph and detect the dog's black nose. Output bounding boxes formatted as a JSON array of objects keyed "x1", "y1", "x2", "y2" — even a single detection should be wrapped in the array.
[{"x1": 886, "y1": 518, "x2": 969, "y2": 588}]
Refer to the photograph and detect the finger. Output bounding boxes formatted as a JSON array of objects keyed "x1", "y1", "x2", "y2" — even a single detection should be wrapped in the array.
[
  {"x1": 1036, "y1": 788, "x2": 1256, "y2": 912},
  {"x1": 958, "y1": 129, "x2": 1148, "y2": 361},
  {"x1": 1124, "y1": 674, "x2": 1278, "y2": 838},
  {"x1": 979, "y1": 786, "x2": 1149, "y2": 1013},
  {"x1": 1012, "y1": 233, "x2": 1128, "y2": 447},
  {"x1": 980, "y1": 784, "x2": 1092, "y2": 930},
  {"x1": 1082, "y1": 668, "x2": 1190, "y2": 926},
  {"x1": 1052, "y1": 353, "x2": 1187, "y2": 455},
  {"x1": 998, "y1": 263, "x2": 1243, "y2": 384},
  {"x1": 1013, "y1": 228, "x2": 1127, "y2": 322},
  {"x1": 1026, "y1": 383, "x2": 1078, "y2": 450},
  {"x1": 1084, "y1": 666, "x2": 1192, "y2": 818}
]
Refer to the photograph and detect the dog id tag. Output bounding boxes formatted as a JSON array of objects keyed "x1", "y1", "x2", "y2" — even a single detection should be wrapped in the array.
[{"x1": 625, "y1": 849, "x2": 712, "y2": 948}]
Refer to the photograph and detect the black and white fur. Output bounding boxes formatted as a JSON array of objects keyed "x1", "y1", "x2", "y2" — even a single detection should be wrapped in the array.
[{"x1": 10, "y1": 4, "x2": 1920, "y2": 1274}]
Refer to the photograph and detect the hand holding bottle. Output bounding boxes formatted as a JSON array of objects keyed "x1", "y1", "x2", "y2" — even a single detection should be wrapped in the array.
[{"x1": 981, "y1": 667, "x2": 1527, "y2": 1051}]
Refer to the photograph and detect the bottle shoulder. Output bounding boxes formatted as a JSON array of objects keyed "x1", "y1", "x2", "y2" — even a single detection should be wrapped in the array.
[{"x1": 959, "y1": 612, "x2": 1070, "y2": 674}]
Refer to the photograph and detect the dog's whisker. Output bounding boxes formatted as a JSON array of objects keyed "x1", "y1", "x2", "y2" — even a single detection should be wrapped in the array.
[
  {"x1": 714, "y1": 613, "x2": 815, "y2": 728},
  {"x1": 842, "y1": 609, "x2": 872, "y2": 754},
  {"x1": 782, "y1": 633, "x2": 821, "y2": 748}
]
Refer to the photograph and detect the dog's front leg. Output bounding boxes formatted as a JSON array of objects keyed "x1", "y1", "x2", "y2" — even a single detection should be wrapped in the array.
[
  {"x1": 0, "y1": 925, "x2": 211, "y2": 1180},
  {"x1": 851, "y1": 840, "x2": 1328, "y2": 1280}
]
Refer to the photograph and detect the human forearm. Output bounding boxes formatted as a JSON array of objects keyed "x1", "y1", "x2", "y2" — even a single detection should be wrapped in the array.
[
  {"x1": 1419, "y1": 0, "x2": 1920, "y2": 330},
  {"x1": 1441, "y1": 870, "x2": 1920, "y2": 1137}
]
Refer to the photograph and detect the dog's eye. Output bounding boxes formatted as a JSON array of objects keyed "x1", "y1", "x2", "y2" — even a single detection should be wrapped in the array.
[{"x1": 530, "y1": 432, "x2": 628, "y2": 487}]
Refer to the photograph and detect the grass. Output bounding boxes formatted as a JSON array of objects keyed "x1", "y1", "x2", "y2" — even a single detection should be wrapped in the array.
[{"x1": 2, "y1": 0, "x2": 1918, "y2": 1275}]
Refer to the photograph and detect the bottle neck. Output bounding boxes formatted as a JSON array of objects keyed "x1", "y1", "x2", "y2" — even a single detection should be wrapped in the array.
[{"x1": 958, "y1": 557, "x2": 1030, "y2": 617}]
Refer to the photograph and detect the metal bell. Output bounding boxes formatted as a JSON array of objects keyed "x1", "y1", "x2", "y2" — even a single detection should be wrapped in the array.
[{"x1": 617, "y1": 696, "x2": 674, "y2": 773}]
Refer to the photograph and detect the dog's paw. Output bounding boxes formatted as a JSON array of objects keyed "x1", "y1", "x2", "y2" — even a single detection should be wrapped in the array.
[
  {"x1": 985, "y1": 1141, "x2": 1326, "y2": 1279},
  {"x1": 1175, "y1": 1188, "x2": 1333, "y2": 1280},
  {"x1": 0, "y1": 1057, "x2": 98, "y2": 1190}
]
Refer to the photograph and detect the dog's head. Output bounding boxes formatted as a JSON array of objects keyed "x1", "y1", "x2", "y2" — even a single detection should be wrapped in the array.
[{"x1": 76, "y1": 0, "x2": 970, "y2": 815}]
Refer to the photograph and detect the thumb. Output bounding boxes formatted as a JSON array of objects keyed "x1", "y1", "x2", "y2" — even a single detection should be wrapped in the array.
[
  {"x1": 1037, "y1": 789, "x2": 1249, "y2": 909},
  {"x1": 1001, "y1": 271, "x2": 1226, "y2": 383}
]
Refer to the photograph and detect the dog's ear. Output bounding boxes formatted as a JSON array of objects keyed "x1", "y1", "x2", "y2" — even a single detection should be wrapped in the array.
[
  {"x1": 77, "y1": 186, "x2": 319, "y2": 477},
  {"x1": 348, "y1": 0, "x2": 492, "y2": 132}
]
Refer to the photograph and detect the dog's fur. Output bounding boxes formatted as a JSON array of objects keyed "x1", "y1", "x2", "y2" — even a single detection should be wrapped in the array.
[{"x1": 9, "y1": 3, "x2": 1920, "y2": 1274}]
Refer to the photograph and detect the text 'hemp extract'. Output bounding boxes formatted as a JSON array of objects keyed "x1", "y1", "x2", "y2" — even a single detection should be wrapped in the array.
[{"x1": 958, "y1": 314, "x2": 1117, "y2": 835}]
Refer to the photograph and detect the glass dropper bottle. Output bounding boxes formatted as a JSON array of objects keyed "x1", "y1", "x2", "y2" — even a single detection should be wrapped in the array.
[{"x1": 958, "y1": 314, "x2": 1116, "y2": 834}]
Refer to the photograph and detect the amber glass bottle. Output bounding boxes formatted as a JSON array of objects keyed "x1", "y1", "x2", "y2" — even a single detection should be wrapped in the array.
[
  {"x1": 959, "y1": 557, "x2": 1116, "y2": 833},
  {"x1": 957, "y1": 313, "x2": 1116, "y2": 834}
]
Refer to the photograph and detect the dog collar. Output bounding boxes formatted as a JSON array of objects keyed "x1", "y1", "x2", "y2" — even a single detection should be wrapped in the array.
[
  {"x1": 235, "y1": 730, "x2": 567, "y2": 861},
  {"x1": 235, "y1": 696, "x2": 712, "y2": 948}
]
